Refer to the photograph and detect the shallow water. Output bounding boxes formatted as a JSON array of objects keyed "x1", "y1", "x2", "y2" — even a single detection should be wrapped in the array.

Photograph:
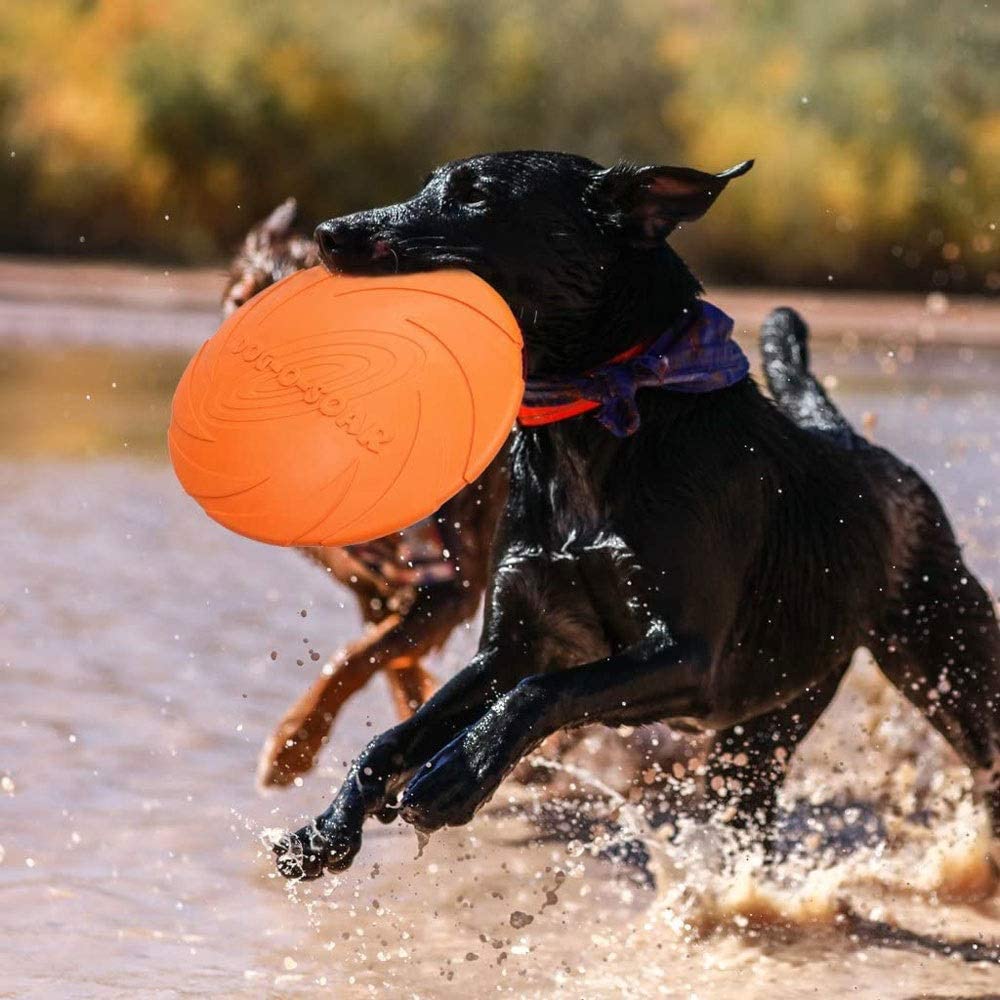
[{"x1": 2, "y1": 332, "x2": 1000, "y2": 998}]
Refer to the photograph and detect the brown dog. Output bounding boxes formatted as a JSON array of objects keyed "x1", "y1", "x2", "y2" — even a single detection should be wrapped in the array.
[{"x1": 223, "y1": 200, "x2": 507, "y2": 787}]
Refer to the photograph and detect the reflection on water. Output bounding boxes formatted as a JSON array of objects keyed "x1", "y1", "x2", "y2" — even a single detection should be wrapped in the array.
[
  {"x1": 2, "y1": 336, "x2": 999, "y2": 998},
  {"x1": 0, "y1": 346, "x2": 188, "y2": 459}
]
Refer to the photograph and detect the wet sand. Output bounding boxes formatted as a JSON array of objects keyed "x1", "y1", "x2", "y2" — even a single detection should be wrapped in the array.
[{"x1": 2, "y1": 262, "x2": 999, "y2": 997}]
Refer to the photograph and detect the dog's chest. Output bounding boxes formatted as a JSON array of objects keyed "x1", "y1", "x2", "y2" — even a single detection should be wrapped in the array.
[
  {"x1": 491, "y1": 531, "x2": 657, "y2": 671},
  {"x1": 490, "y1": 429, "x2": 665, "y2": 669}
]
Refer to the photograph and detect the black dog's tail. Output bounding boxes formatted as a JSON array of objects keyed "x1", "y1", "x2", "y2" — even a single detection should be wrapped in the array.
[{"x1": 759, "y1": 307, "x2": 858, "y2": 449}]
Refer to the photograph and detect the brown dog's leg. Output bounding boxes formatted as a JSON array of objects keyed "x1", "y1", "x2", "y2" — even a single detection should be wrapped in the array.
[
  {"x1": 258, "y1": 614, "x2": 414, "y2": 788},
  {"x1": 259, "y1": 580, "x2": 477, "y2": 788},
  {"x1": 385, "y1": 657, "x2": 436, "y2": 719}
]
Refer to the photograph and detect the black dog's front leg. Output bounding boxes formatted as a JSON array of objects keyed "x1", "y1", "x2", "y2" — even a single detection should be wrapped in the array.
[
  {"x1": 399, "y1": 632, "x2": 707, "y2": 833},
  {"x1": 274, "y1": 648, "x2": 519, "y2": 879}
]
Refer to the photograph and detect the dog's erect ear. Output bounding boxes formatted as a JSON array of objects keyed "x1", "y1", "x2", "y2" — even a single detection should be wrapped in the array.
[
  {"x1": 259, "y1": 198, "x2": 299, "y2": 241},
  {"x1": 595, "y1": 160, "x2": 753, "y2": 244}
]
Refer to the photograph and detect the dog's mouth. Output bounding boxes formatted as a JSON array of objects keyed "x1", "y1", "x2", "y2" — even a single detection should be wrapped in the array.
[
  {"x1": 328, "y1": 246, "x2": 487, "y2": 277},
  {"x1": 317, "y1": 225, "x2": 486, "y2": 279}
]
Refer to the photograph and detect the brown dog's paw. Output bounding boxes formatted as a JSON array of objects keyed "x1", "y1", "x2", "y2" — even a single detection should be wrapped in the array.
[{"x1": 257, "y1": 716, "x2": 325, "y2": 789}]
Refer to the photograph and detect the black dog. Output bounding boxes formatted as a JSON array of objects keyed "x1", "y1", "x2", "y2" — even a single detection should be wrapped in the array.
[{"x1": 274, "y1": 151, "x2": 1000, "y2": 880}]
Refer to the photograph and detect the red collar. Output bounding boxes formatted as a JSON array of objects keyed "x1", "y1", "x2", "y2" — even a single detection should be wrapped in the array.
[{"x1": 516, "y1": 338, "x2": 651, "y2": 427}]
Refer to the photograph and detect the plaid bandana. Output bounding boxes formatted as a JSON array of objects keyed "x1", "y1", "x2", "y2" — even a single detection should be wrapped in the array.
[{"x1": 517, "y1": 301, "x2": 748, "y2": 437}]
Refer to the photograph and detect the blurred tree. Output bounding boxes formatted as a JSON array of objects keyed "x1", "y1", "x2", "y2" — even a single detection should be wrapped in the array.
[
  {"x1": 0, "y1": 0, "x2": 995, "y2": 291},
  {"x1": 662, "y1": 0, "x2": 999, "y2": 291}
]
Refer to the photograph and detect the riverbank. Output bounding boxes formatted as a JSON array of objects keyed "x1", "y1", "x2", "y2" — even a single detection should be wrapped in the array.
[{"x1": 1, "y1": 255, "x2": 997, "y2": 350}]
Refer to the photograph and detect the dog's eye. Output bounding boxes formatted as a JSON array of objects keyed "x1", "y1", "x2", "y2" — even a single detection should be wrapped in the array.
[
  {"x1": 458, "y1": 185, "x2": 488, "y2": 206},
  {"x1": 447, "y1": 174, "x2": 489, "y2": 207}
]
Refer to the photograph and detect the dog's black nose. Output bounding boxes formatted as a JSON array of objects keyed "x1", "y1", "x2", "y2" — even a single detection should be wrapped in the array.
[
  {"x1": 315, "y1": 219, "x2": 393, "y2": 270},
  {"x1": 314, "y1": 220, "x2": 356, "y2": 261}
]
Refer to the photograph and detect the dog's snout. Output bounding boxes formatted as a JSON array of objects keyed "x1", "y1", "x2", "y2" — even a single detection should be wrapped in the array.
[
  {"x1": 314, "y1": 218, "x2": 395, "y2": 271},
  {"x1": 314, "y1": 220, "x2": 356, "y2": 260}
]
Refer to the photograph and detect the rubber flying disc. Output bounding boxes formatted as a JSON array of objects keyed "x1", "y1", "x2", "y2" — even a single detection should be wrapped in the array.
[{"x1": 168, "y1": 266, "x2": 523, "y2": 547}]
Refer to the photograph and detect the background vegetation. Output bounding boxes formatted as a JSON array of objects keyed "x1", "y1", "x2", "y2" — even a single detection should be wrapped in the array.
[{"x1": 2, "y1": 0, "x2": 997, "y2": 291}]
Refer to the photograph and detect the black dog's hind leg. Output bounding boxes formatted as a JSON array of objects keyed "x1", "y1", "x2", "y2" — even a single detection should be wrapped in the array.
[
  {"x1": 874, "y1": 518, "x2": 1000, "y2": 834},
  {"x1": 763, "y1": 308, "x2": 1000, "y2": 831},
  {"x1": 274, "y1": 647, "x2": 526, "y2": 879},
  {"x1": 703, "y1": 670, "x2": 845, "y2": 855},
  {"x1": 760, "y1": 307, "x2": 858, "y2": 448},
  {"x1": 399, "y1": 631, "x2": 707, "y2": 833}
]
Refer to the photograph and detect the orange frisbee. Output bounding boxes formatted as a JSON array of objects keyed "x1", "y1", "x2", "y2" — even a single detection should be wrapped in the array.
[{"x1": 168, "y1": 267, "x2": 523, "y2": 546}]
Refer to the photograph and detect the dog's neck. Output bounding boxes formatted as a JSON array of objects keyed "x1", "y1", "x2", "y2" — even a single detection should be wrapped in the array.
[
  {"x1": 513, "y1": 243, "x2": 728, "y2": 536},
  {"x1": 525, "y1": 244, "x2": 702, "y2": 377},
  {"x1": 513, "y1": 241, "x2": 757, "y2": 538}
]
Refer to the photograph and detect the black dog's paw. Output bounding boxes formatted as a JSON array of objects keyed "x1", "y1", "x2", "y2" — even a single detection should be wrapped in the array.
[
  {"x1": 272, "y1": 825, "x2": 329, "y2": 881},
  {"x1": 398, "y1": 736, "x2": 501, "y2": 833},
  {"x1": 272, "y1": 815, "x2": 363, "y2": 880}
]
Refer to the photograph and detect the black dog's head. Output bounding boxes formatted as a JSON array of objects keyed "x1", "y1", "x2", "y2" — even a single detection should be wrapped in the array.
[{"x1": 315, "y1": 151, "x2": 751, "y2": 374}]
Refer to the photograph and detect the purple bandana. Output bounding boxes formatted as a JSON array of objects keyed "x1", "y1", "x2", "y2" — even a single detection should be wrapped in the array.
[{"x1": 519, "y1": 301, "x2": 748, "y2": 437}]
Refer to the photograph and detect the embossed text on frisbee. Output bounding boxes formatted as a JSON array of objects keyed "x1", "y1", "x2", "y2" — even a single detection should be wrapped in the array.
[{"x1": 226, "y1": 334, "x2": 393, "y2": 453}]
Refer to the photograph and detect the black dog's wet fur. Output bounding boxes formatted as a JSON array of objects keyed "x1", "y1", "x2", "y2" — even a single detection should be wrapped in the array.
[{"x1": 275, "y1": 150, "x2": 1000, "y2": 880}]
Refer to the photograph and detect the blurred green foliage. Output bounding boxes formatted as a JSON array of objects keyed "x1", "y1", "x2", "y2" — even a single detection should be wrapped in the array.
[{"x1": 1, "y1": 0, "x2": 997, "y2": 290}]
